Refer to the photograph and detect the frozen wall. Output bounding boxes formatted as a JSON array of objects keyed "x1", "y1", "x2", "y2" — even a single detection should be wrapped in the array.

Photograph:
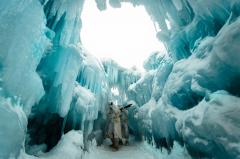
[
  {"x1": 152, "y1": 17, "x2": 240, "y2": 158},
  {"x1": 0, "y1": 0, "x2": 110, "y2": 155},
  {"x1": 0, "y1": 98, "x2": 27, "y2": 159},
  {"x1": 0, "y1": 0, "x2": 49, "y2": 157},
  {"x1": 43, "y1": 0, "x2": 84, "y2": 45},
  {"x1": 36, "y1": 45, "x2": 82, "y2": 117},
  {"x1": 26, "y1": 0, "x2": 87, "y2": 151},
  {"x1": 102, "y1": 59, "x2": 141, "y2": 104},
  {"x1": 176, "y1": 91, "x2": 240, "y2": 158},
  {"x1": 0, "y1": 0, "x2": 49, "y2": 115},
  {"x1": 127, "y1": 71, "x2": 155, "y2": 106},
  {"x1": 27, "y1": 0, "x2": 112, "y2": 152}
]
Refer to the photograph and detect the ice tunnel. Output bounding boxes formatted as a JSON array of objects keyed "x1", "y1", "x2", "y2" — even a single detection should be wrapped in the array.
[{"x1": 0, "y1": 0, "x2": 240, "y2": 159}]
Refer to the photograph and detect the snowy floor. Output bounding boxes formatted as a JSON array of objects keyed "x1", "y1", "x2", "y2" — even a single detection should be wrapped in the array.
[
  {"x1": 85, "y1": 140, "x2": 158, "y2": 159},
  {"x1": 20, "y1": 131, "x2": 191, "y2": 159},
  {"x1": 85, "y1": 137, "x2": 191, "y2": 159}
]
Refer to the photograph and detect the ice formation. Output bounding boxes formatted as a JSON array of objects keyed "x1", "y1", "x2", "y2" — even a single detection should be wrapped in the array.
[
  {"x1": 176, "y1": 91, "x2": 240, "y2": 158},
  {"x1": 0, "y1": 0, "x2": 49, "y2": 115},
  {"x1": 0, "y1": 98, "x2": 27, "y2": 159},
  {"x1": 0, "y1": 0, "x2": 240, "y2": 159},
  {"x1": 103, "y1": 59, "x2": 141, "y2": 103}
]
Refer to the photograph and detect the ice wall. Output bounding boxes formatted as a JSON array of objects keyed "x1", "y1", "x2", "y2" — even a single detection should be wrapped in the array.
[
  {"x1": 162, "y1": 16, "x2": 240, "y2": 110},
  {"x1": 43, "y1": 0, "x2": 84, "y2": 45},
  {"x1": 151, "y1": 57, "x2": 173, "y2": 101},
  {"x1": 0, "y1": 0, "x2": 49, "y2": 157},
  {"x1": 176, "y1": 91, "x2": 240, "y2": 158},
  {"x1": 0, "y1": 0, "x2": 49, "y2": 115},
  {"x1": 65, "y1": 83, "x2": 96, "y2": 131},
  {"x1": 33, "y1": 0, "x2": 85, "y2": 117},
  {"x1": 24, "y1": 0, "x2": 87, "y2": 151},
  {"x1": 143, "y1": 52, "x2": 165, "y2": 71},
  {"x1": 0, "y1": 98, "x2": 27, "y2": 159},
  {"x1": 77, "y1": 53, "x2": 109, "y2": 114},
  {"x1": 102, "y1": 59, "x2": 141, "y2": 104},
  {"x1": 1, "y1": 0, "x2": 110, "y2": 154},
  {"x1": 151, "y1": 17, "x2": 240, "y2": 158},
  {"x1": 127, "y1": 71, "x2": 155, "y2": 106},
  {"x1": 27, "y1": 0, "x2": 111, "y2": 152},
  {"x1": 36, "y1": 45, "x2": 82, "y2": 117}
]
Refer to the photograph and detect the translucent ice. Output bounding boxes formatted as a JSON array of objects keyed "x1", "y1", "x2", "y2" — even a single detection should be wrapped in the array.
[
  {"x1": 0, "y1": 97, "x2": 27, "y2": 158},
  {"x1": 37, "y1": 45, "x2": 82, "y2": 117},
  {"x1": 0, "y1": 0, "x2": 49, "y2": 115},
  {"x1": 43, "y1": 0, "x2": 85, "y2": 45}
]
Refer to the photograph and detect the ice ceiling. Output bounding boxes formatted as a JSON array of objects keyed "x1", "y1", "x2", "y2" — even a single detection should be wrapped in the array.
[{"x1": 81, "y1": 1, "x2": 166, "y2": 71}]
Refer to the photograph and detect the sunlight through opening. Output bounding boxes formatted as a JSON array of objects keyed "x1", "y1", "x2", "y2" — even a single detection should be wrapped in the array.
[{"x1": 81, "y1": 1, "x2": 166, "y2": 71}]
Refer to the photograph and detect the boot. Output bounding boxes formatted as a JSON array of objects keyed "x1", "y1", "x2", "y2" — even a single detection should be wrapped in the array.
[{"x1": 112, "y1": 138, "x2": 119, "y2": 150}]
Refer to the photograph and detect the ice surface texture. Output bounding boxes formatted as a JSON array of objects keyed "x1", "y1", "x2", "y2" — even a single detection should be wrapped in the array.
[
  {"x1": 0, "y1": 0, "x2": 47, "y2": 157},
  {"x1": 0, "y1": 0, "x2": 240, "y2": 158},
  {"x1": 0, "y1": 0, "x2": 49, "y2": 115},
  {"x1": 176, "y1": 91, "x2": 240, "y2": 158},
  {"x1": 0, "y1": 97, "x2": 27, "y2": 159}
]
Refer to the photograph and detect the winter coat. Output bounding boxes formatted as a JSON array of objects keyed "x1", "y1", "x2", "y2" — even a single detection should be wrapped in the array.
[
  {"x1": 120, "y1": 109, "x2": 129, "y2": 139},
  {"x1": 106, "y1": 104, "x2": 122, "y2": 139}
]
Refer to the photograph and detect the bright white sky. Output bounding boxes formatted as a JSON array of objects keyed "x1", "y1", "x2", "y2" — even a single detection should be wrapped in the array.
[{"x1": 81, "y1": 1, "x2": 166, "y2": 71}]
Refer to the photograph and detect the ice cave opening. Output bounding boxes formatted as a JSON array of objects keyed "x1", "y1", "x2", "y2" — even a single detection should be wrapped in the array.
[
  {"x1": 0, "y1": 0, "x2": 240, "y2": 159},
  {"x1": 81, "y1": 0, "x2": 166, "y2": 71}
]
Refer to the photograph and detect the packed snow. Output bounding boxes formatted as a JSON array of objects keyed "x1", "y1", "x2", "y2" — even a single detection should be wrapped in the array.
[{"x1": 20, "y1": 131, "x2": 191, "y2": 159}]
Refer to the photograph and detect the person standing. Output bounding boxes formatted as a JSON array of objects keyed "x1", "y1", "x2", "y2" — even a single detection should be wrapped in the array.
[
  {"x1": 120, "y1": 108, "x2": 129, "y2": 145},
  {"x1": 105, "y1": 102, "x2": 122, "y2": 150}
]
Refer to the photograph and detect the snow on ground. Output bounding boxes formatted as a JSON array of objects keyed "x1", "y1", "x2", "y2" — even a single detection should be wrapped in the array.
[
  {"x1": 20, "y1": 131, "x2": 190, "y2": 159},
  {"x1": 85, "y1": 137, "x2": 191, "y2": 159},
  {"x1": 19, "y1": 131, "x2": 84, "y2": 159},
  {"x1": 85, "y1": 140, "x2": 157, "y2": 159}
]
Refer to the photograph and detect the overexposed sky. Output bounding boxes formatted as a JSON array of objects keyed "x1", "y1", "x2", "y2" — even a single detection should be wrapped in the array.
[{"x1": 81, "y1": 1, "x2": 166, "y2": 71}]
